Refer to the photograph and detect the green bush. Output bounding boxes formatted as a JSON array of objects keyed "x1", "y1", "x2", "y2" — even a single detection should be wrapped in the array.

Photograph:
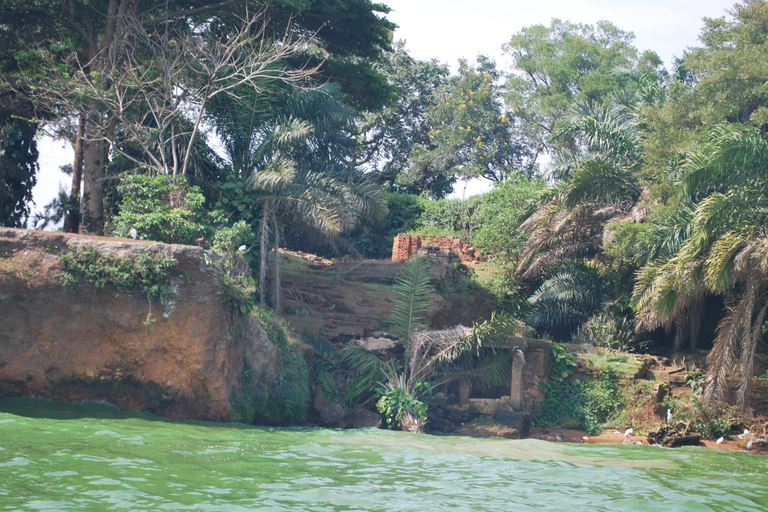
[
  {"x1": 211, "y1": 221, "x2": 258, "y2": 317},
  {"x1": 535, "y1": 344, "x2": 625, "y2": 435},
  {"x1": 417, "y1": 195, "x2": 472, "y2": 234},
  {"x1": 110, "y1": 175, "x2": 224, "y2": 245},
  {"x1": 470, "y1": 176, "x2": 545, "y2": 261},
  {"x1": 376, "y1": 383, "x2": 429, "y2": 429},
  {"x1": 571, "y1": 313, "x2": 635, "y2": 351}
]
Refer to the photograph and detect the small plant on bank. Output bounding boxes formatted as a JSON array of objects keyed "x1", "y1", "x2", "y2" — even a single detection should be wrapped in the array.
[
  {"x1": 211, "y1": 221, "x2": 258, "y2": 317},
  {"x1": 377, "y1": 364, "x2": 431, "y2": 432},
  {"x1": 662, "y1": 394, "x2": 734, "y2": 438},
  {"x1": 59, "y1": 245, "x2": 178, "y2": 304},
  {"x1": 686, "y1": 371, "x2": 705, "y2": 396}
]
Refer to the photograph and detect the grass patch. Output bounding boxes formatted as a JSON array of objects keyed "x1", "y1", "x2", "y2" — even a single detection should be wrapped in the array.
[{"x1": 580, "y1": 349, "x2": 643, "y2": 379}]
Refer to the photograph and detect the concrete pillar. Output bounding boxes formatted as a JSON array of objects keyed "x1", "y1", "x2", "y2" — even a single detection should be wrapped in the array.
[{"x1": 509, "y1": 351, "x2": 524, "y2": 410}]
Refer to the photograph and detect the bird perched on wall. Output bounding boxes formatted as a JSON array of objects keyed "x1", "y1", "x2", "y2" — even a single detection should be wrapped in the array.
[
  {"x1": 666, "y1": 409, "x2": 673, "y2": 423},
  {"x1": 624, "y1": 428, "x2": 634, "y2": 437},
  {"x1": 238, "y1": 245, "x2": 247, "y2": 252},
  {"x1": 715, "y1": 437, "x2": 724, "y2": 445},
  {"x1": 130, "y1": 228, "x2": 138, "y2": 240},
  {"x1": 35, "y1": 218, "x2": 45, "y2": 230},
  {"x1": 747, "y1": 435, "x2": 754, "y2": 450}
]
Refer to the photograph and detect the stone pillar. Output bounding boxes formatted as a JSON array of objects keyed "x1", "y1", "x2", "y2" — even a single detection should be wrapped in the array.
[{"x1": 509, "y1": 352, "x2": 524, "y2": 410}]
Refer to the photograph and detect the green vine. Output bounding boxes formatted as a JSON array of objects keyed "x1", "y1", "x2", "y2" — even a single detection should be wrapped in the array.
[
  {"x1": 58, "y1": 245, "x2": 178, "y2": 304},
  {"x1": 535, "y1": 344, "x2": 624, "y2": 435},
  {"x1": 229, "y1": 308, "x2": 310, "y2": 425}
]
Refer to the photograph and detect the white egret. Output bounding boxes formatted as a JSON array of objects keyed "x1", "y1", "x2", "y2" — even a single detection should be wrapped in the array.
[
  {"x1": 666, "y1": 409, "x2": 673, "y2": 423},
  {"x1": 129, "y1": 228, "x2": 138, "y2": 240},
  {"x1": 238, "y1": 245, "x2": 247, "y2": 252},
  {"x1": 624, "y1": 428, "x2": 634, "y2": 437},
  {"x1": 35, "y1": 218, "x2": 45, "y2": 230},
  {"x1": 747, "y1": 435, "x2": 754, "y2": 450},
  {"x1": 716, "y1": 437, "x2": 724, "y2": 445}
]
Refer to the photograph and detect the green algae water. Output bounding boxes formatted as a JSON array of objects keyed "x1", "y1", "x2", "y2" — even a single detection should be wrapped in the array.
[{"x1": 0, "y1": 398, "x2": 766, "y2": 511}]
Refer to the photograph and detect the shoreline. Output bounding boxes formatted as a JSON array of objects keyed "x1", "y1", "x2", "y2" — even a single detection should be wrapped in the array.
[{"x1": 527, "y1": 426, "x2": 768, "y2": 453}]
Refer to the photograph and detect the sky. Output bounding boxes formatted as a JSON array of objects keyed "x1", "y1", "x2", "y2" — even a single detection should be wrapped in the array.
[{"x1": 29, "y1": 0, "x2": 738, "y2": 221}]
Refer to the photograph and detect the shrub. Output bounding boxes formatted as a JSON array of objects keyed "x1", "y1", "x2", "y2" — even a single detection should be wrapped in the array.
[
  {"x1": 572, "y1": 313, "x2": 635, "y2": 351},
  {"x1": 110, "y1": 175, "x2": 224, "y2": 245},
  {"x1": 470, "y1": 176, "x2": 544, "y2": 261},
  {"x1": 376, "y1": 385, "x2": 428, "y2": 429},
  {"x1": 535, "y1": 344, "x2": 625, "y2": 435},
  {"x1": 59, "y1": 245, "x2": 178, "y2": 304}
]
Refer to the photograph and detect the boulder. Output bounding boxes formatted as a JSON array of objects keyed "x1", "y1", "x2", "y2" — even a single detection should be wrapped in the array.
[
  {"x1": 494, "y1": 409, "x2": 531, "y2": 437},
  {"x1": 357, "y1": 336, "x2": 397, "y2": 352},
  {"x1": 320, "y1": 398, "x2": 351, "y2": 428},
  {"x1": 349, "y1": 408, "x2": 382, "y2": 429}
]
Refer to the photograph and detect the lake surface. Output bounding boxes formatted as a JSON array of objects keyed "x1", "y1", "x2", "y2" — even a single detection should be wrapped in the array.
[{"x1": 0, "y1": 397, "x2": 765, "y2": 511}]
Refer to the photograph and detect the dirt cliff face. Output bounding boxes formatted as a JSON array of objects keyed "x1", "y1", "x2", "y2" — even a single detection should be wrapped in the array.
[{"x1": 0, "y1": 228, "x2": 277, "y2": 421}]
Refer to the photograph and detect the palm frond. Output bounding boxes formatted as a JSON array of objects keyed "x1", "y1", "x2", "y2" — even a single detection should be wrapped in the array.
[{"x1": 389, "y1": 254, "x2": 434, "y2": 343}]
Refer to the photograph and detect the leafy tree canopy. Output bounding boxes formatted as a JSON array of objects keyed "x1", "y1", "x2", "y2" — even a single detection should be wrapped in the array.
[{"x1": 503, "y1": 18, "x2": 661, "y2": 156}]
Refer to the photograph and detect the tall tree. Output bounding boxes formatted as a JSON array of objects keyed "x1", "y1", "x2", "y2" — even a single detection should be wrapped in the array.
[
  {"x1": 357, "y1": 42, "x2": 450, "y2": 192},
  {"x1": 503, "y1": 19, "x2": 660, "y2": 158},
  {"x1": 0, "y1": 88, "x2": 38, "y2": 227},
  {"x1": 1, "y1": 0, "x2": 396, "y2": 234},
  {"x1": 633, "y1": 124, "x2": 768, "y2": 412}
]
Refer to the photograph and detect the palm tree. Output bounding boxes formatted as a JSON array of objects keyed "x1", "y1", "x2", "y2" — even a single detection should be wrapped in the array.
[
  {"x1": 526, "y1": 261, "x2": 606, "y2": 340},
  {"x1": 633, "y1": 124, "x2": 768, "y2": 412},
  {"x1": 211, "y1": 83, "x2": 387, "y2": 310}
]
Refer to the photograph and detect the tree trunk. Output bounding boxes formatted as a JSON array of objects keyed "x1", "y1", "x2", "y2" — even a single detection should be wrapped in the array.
[
  {"x1": 272, "y1": 214, "x2": 282, "y2": 312},
  {"x1": 258, "y1": 205, "x2": 270, "y2": 306},
  {"x1": 64, "y1": 113, "x2": 86, "y2": 233},
  {"x1": 80, "y1": 137, "x2": 109, "y2": 235},
  {"x1": 399, "y1": 409, "x2": 425, "y2": 433}
]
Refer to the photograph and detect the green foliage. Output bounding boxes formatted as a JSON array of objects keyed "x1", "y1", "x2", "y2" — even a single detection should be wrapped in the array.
[
  {"x1": 376, "y1": 384, "x2": 428, "y2": 429},
  {"x1": 535, "y1": 344, "x2": 625, "y2": 435},
  {"x1": 348, "y1": 192, "x2": 425, "y2": 258},
  {"x1": 110, "y1": 175, "x2": 224, "y2": 245},
  {"x1": 389, "y1": 254, "x2": 434, "y2": 341},
  {"x1": 249, "y1": 308, "x2": 310, "y2": 425},
  {"x1": 307, "y1": 337, "x2": 388, "y2": 408},
  {"x1": 58, "y1": 245, "x2": 178, "y2": 304},
  {"x1": 503, "y1": 18, "x2": 650, "y2": 154},
  {"x1": 358, "y1": 44, "x2": 452, "y2": 195},
  {"x1": 229, "y1": 355, "x2": 258, "y2": 424},
  {"x1": 211, "y1": 221, "x2": 258, "y2": 317},
  {"x1": 0, "y1": 111, "x2": 38, "y2": 228},
  {"x1": 663, "y1": 394, "x2": 734, "y2": 439},
  {"x1": 526, "y1": 261, "x2": 606, "y2": 341},
  {"x1": 470, "y1": 176, "x2": 545, "y2": 260},
  {"x1": 572, "y1": 313, "x2": 637, "y2": 352},
  {"x1": 686, "y1": 371, "x2": 706, "y2": 396},
  {"x1": 417, "y1": 195, "x2": 473, "y2": 235},
  {"x1": 410, "y1": 56, "x2": 529, "y2": 185}
]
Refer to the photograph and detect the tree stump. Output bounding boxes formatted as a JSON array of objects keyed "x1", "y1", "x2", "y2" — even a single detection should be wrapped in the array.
[{"x1": 400, "y1": 410, "x2": 425, "y2": 433}]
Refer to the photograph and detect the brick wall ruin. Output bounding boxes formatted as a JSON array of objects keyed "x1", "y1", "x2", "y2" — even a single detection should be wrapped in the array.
[{"x1": 391, "y1": 234, "x2": 481, "y2": 264}]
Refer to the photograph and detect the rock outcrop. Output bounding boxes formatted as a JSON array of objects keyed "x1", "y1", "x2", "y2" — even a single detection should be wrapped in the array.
[{"x1": 0, "y1": 228, "x2": 277, "y2": 421}]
